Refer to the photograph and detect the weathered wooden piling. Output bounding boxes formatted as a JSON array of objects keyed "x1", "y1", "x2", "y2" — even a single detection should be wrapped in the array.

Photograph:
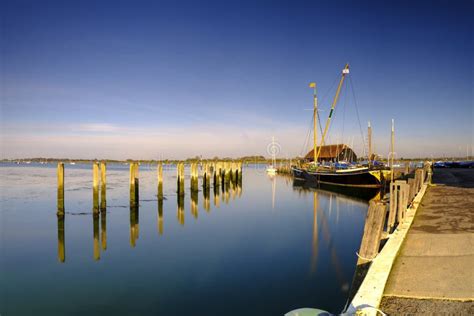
[
  {"x1": 357, "y1": 201, "x2": 387, "y2": 264},
  {"x1": 203, "y1": 162, "x2": 211, "y2": 189},
  {"x1": 213, "y1": 162, "x2": 220, "y2": 188},
  {"x1": 408, "y1": 178, "x2": 416, "y2": 202},
  {"x1": 396, "y1": 180, "x2": 409, "y2": 223},
  {"x1": 93, "y1": 162, "x2": 100, "y2": 213},
  {"x1": 57, "y1": 215, "x2": 65, "y2": 262},
  {"x1": 100, "y1": 161, "x2": 106, "y2": 211},
  {"x1": 224, "y1": 161, "x2": 231, "y2": 185},
  {"x1": 157, "y1": 162, "x2": 163, "y2": 200},
  {"x1": 190, "y1": 162, "x2": 199, "y2": 192},
  {"x1": 415, "y1": 169, "x2": 424, "y2": 192},
  {"x1": 93, "y1": 214, "x2": 100, "y2": 260},
  {"x1": 57, "y1": 162, "x2": 65, "y2": 215},
  {"x1": 129, "y1": 162, "x2": 139, "y2": 207},
  {"x1": 388, "y1": 183, "x2": 398, "y2": 231},
  {"x1": 177, "y1": 162, "x2": 185, "y2": 196}
]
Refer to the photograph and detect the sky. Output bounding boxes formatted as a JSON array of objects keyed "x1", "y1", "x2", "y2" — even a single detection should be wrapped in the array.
[{"x1": 1, "y1": 0, "x2": 473, "y2": 159}]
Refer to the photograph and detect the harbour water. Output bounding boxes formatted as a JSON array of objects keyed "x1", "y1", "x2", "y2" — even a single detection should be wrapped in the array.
[{"x1": 1, "y1": 163, "x2": 369, "y2": 315}]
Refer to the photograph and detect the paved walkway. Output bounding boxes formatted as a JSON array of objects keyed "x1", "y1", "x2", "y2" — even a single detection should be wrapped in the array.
[{"x1": 380, "y1": 168, "x2": 474, "y2": 314}]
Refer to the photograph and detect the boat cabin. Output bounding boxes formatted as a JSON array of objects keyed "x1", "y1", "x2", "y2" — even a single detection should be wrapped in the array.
[{"x1": 304, "y1": 144, "x2": 357, "y2": 163}]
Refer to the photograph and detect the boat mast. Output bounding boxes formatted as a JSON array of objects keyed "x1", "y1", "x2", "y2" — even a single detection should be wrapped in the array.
[
  {"x1": 368, "y1": 121, "x2": 372, "y2": 165},
  {"x1": 309, "y1": 82, "x2": 318, "y2": 163},
  {"x1": 390, "y1": 119, "x2": 395, "y2": 182},
  {"x1": 317, "y1": 63, "x2": 350, "y2": 158}
]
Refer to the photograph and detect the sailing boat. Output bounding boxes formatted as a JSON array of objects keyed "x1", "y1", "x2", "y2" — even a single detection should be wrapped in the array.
[
  {"x1": 292, "y1": 64, "x2": 386, "y2": 198},
  {"x1": 266, "y1": 136, "x2": 277, "y2": 175}
]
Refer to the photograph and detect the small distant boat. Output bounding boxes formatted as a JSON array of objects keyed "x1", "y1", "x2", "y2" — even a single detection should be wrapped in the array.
[
  {"x1": 70, "y1": 162, "x2": 76, "y2": 165},
  {"x1": 266, "y1": 137, "x2": 278, "y2": 175}
]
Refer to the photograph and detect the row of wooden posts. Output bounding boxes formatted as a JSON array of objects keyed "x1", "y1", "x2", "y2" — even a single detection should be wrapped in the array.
[
  {"x1": 356, "y1": 163, "x2": 432, "y2": 264},
  {"x1": 56, "y1": 161, "x2": 243, "y2": 215}
]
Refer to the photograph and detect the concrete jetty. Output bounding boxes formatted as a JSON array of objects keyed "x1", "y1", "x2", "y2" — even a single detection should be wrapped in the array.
[{"x1": 380, "y1": 168, "x2": 474, "y2": 314}]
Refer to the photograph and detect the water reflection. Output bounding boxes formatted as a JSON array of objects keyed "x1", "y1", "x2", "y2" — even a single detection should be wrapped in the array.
[
  {"x1": 214, "y1": 185, "x2": 220, "y2": 208},
  {"x1": 177, "y1": 194, "x2": 185, "y2": 225},
  {"x1": 93, "y1": 214, "x2": 100, "y2": 260},
  {"x1": 293, "y1": 181, "x2": 365, "y2": 292},
  {"x1": 157, "y1": 199, "x2": 163, "y2": 235},
  {"x1": 191, "y1": 190, "x2": 198, "y2": 219},
  {"x1": 203, "y1": 186, "x2": 211, "y2": 212},
  {"x1": 57, "y1": 215, "x2": 65, "y2": 262},
  {"x1": 101, "y1": 209, "x2": 107, "y2": 250},
  {"x1": 130, "y1": 206, "x2": 139, "y2": 247},
  {"x1": 310, "y1": 192, "x2": 318, "y2": 274}
]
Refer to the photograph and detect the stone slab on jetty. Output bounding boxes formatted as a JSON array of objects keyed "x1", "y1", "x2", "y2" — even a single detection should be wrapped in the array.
[{"x1": 380, "y1": 168, "x2": 474, "y2": 314}]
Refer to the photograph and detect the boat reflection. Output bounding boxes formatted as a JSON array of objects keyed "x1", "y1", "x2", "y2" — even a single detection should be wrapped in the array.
[
  {"x1": 293, "y1": 178, "x2": 382, "y2": 201},
  {"x1": 293, "y1": 180, "x2": 365, "y2": 292}
]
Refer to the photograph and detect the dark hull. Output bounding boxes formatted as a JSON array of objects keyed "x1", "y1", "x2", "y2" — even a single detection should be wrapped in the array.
[{"x1": 292, "y1": 167, "x2": 382, "y2": 200}]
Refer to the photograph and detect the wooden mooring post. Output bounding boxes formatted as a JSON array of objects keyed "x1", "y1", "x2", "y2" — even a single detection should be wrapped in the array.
[
  {"x1": 407, "y1": 178, "x2": 416, "y2": 202},
  {"x1": 157, "y1": 162, "x2": 163, "y2": 200},
  {"x1": 388, "y1": 180, "x2": 410, "y2": 231},
  {"x1": 100, "y1": 161, "x2": 106, "y2": 211},
  {"x1": 224, "y1": 161, "x2": 231, "y2": 186},
  {"x1": 190, "y1": 162, "x2": 199, "y2": 193},
  {"x1": 203, "y1": 162, "x2": 211, "y2": 189},
  {"x1": 57, "y1": 162, "x2": 65, "y2": 216},
  {"x1": 357, "y1": 201, "x2": 387, "y2": 264},
  {"x1": 129, "y1": 162, "x2": 139, "y2": 207},
  {"x1": 415, "y1": 168, "x2": 424, "y2": 192},
  {"x1": 93, "y1": 162, "x2": 100, "y2": 213},
  {"x1": 213, "y1": 162, "x2": 221, "y2": 188},
  {"x1": 177, "y1": 162, "x2": 185, "y2": 196}
]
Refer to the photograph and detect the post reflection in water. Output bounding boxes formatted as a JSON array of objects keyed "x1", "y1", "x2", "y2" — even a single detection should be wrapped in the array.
[
  {"x1": 203, "y1": 186, "x2": 210, "y2": 212},
  {"x1": 130, "y1": 206, "x2": 139, "y2": 248},
  {"x1": 100, "y1": 209, "x2": 107, "y2": 251},
  {"x1": 57, "y1": 215, "x2": 65, "y2": 263},
  {"x1": 177, "y1": 194, "x2": 185, "y2": 225},
  {"x1": 191, "y1": 190, "x2": 198, "y2": 219},
  {"x1": 157, "y1": 199, "x2": 163, "y2": 235},
  {"x1": 93, "y1": 214, "x2": 100, "y2": 260},
  {"x1": 213, "y1": 185, "x2": 220, "y2": 208}
]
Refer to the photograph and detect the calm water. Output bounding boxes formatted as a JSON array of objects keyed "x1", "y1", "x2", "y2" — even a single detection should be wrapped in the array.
[{"x1": 0, "y1": 163, "x2": 368, "y2": 315}]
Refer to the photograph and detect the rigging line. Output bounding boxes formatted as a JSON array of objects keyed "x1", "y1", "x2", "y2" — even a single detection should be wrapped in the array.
[
  {"x1": 348, "y1": 76, "x2": 366, "y2": 157},
  {"x1": 300, "y1": 114, "x2": 314, "y2": 156},
  {"x1": 301, "y1": 73, "x2": 340, "y2": 158}
]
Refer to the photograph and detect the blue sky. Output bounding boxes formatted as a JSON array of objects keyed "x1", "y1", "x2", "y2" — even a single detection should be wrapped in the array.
[{"x1": 1, "y1": 0, "x2": 472, "y2": 159}]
